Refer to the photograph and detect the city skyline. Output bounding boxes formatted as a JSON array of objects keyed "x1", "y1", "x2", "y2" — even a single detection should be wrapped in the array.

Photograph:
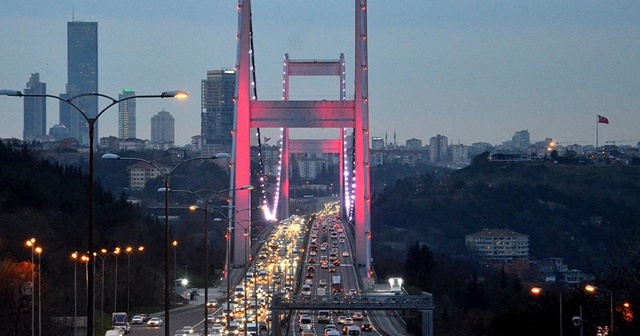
[{"x1": 1, "y1": 1, "x2": 639, "y2": 147}]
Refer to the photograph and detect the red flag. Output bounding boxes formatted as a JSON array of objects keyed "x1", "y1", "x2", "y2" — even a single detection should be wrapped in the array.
[{"x1": 597, "y1": 115, "x2": 609, "y2": 124}]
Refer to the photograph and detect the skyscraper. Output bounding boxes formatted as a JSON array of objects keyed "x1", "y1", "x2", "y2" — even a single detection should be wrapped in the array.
[
  {"x1": 61, "y1": 21, "x2": 98, "y2": 145},
  {"x1": 429, "y1": 134, "x2": 449, "y2": 163},
  {"x1": 118, "y1": 89, "x2": 136, "y2": 139},
  {"x1": 151, "y1": 109, "x2": 174, "y2": 144},
  {"x1": 201, "y1": 69, "x2": 235, "y2": 155},
  {"x1": 23, "y1": 73, "x2": 46, "y2": 142}
]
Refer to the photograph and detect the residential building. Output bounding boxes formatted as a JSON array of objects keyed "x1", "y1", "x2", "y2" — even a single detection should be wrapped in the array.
[
  {"x1": 451, "y1": 144, "x2": 469, "y2": 162},
  {"x1": 511, "y1": 130, "x2": 530, "y2": 149},
  {"x1": 406, "y1": 138, "x2": 422, "y2": 149},
  {"x1": 150, "y1": 109, "x2": 174, "y2": 145},
  {"x1": 23, "y1": 73, "x2": 47, "y2": 142},
  {"x1": 62, "y1": 21, "x2": 98, "y2": 145},
  {"x1": 371, "y1": 137, "x2": 384, "y2": 150},
  {"x1": 127, "y1": 161, "x2": 171, "y2": 190},
  {"x1": 118, "y1": 89, "x2": 136, "y2": 139},
  {"x1": 465, "y1": 228, "x2": 529, "y2": 262},
  {"x1": 201, "y1": 69, "x2": 235, "y2": 155},
  {"x1": 429, "y1": 134, "x2": 448, "y2": 163}
]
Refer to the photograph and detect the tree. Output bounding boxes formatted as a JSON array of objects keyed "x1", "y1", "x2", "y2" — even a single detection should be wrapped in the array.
[{"x1": 0, "y1": 259, "x2": 33, "y2": 336}]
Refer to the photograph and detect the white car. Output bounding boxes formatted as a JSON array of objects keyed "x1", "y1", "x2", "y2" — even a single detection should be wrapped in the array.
[
  {"x1": 210, "y1": 323, "x2": 223, "y2": 334},
  {"x1": 131, "y1": 315, "x2": 144, "y2": 324},
  {"x1": 342, "y1": 251, "x2": 350, "y2": 257},
  {"x1": 147, "y1": 317, "x2": 163, "y2": 326}
]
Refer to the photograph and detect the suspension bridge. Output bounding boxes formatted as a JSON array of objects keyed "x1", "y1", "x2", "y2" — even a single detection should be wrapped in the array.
[{"x1": 227, "y1": 0, "x2": 372, "y2": 277}]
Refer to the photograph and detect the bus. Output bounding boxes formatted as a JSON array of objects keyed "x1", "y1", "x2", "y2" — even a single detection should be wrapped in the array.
[{"x1": 331, "y1": 275, "x2": 343, "y2": 293}]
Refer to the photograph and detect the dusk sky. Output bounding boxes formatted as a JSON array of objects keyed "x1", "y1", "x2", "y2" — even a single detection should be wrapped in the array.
[{"x1": 1, "y1": 1, "x2": 639, "y2": 147}]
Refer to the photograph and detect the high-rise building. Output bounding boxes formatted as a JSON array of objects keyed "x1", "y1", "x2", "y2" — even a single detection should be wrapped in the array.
[
  {"x1": 118, "y1": 89, "x2": 136, "y2": 139},
  {"x1": 61, "y1": 21, "x2": 98, "y2": 145},
  {"x1": 201, "y1": 69, "x2": 236, "y2": 155},
  {"x1": 371, "y1": 137, "x2": 384, "y2": 150},
  {"x1": 23, "y1": 73, "x2": 47, "y2": 142},
  {"x1": 151, "y1": 109, "x2": 174, "y2": 144},
  {"x1": 512, "y1": 130, "x2": 530, "y2": 149},
  {"x1": 406, "y1": 138, "x2": 422, "y2": 149},
  {"x1": 429, "y1": 134, "x2": 448, "y2": 163}
]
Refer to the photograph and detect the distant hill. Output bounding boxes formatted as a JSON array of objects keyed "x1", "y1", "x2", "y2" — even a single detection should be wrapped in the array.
[{"x1": 371, "y1": 158, "x2": 640, "y2": 277}]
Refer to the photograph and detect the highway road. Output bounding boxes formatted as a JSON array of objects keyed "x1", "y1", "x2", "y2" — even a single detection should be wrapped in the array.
[{"x1": 118, "y1": 201, "x2": 414, "y2": 336}]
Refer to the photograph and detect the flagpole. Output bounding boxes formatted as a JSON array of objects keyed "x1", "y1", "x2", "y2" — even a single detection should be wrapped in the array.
[{"x1": 596, "y1": 115, "x2": 599, "y2": 150}]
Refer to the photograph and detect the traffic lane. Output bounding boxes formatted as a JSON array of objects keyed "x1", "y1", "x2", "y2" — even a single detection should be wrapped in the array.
[{"x1": 129, "y1": 305, "x2": 206, "y2": 336}]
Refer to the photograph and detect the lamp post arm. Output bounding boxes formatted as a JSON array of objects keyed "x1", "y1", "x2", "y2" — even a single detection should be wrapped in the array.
[{"x1": 14, "y1": 93, "x2": 91, "y2": 123}]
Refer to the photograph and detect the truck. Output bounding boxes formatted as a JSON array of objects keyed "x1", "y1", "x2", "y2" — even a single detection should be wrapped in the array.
[
  {"x1": 111, "y1": 312, "x2": 130, "y2": 334},
  {"x1": 331, "y1": 275, "x2": 343, "y2": 294}
]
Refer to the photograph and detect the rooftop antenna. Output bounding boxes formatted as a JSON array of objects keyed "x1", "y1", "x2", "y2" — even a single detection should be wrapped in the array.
[{"x1": 72, "y1": 8, "x2": 75, "y2": 21}]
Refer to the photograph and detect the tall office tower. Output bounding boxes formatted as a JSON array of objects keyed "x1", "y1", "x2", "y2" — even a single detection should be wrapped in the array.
[
  {"x1": 23, "y1": 73, "x2": 47, "y2": 142},
  {"x1": 429, "y1": 134, "x2": 449, "y2": 163},
  {"x1": 201, "y1": 69, "x2": 235, "y2": 155},
  {"x1": 118, "y1": 89, "x2": 136, "y2": 139},
  {"x1": 512, "y1": 130, "x2": 530, "y2": 149},
  {"x1": 151, "y1": 109, "x2": 175, "y2": 144},
  {"x1": 61, "y1": 21, "x2": 98, "y2": 145}
]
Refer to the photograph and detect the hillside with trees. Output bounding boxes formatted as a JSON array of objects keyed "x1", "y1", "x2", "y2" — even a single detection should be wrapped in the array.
[
  {"x1": 370, "y1": 154, "x2": 640, "y2": 335},
  {"x1": 0, "y1": 142, "x2": 233, "y2": 335}
]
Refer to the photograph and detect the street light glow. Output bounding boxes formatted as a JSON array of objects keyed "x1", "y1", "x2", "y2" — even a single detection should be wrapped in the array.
[{"x1": 160, "y1": 90, "x2": 189, "y2": 99}]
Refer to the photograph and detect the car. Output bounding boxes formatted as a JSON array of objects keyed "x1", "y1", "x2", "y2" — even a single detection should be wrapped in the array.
[
  {"x1": 361, "y1": 322, "x2": 373, "y2": 331},
  {"x1": 319, "y1": 279, "x2": 327, "y2": 287},
  {"x1": 147, "y1": 317, "x2": 163, "y2": 326},
  {"x1": 180, "y1": 326, "x2": 195, "y2": 333},
  {"x1": 105, "y1": 330, "x2": 124, "y2": 336},
  {"x1": 206, "y1": 300, "x2": 218, "y2": 308},
  {"x1": 131, "y1": 315, "x2": 144, "y2": 324},
  {"x1": 308, "y1": 258, "x2": 316, "y2": 264},
  {"x1": 337, "y1": 315, "x2": 347, "y2": 324},
  {"x1": 344, "y1": 317, "x2": 354, "y2": 325},
  {"x1": 352, "y1": 312, "x2": 364, "y2": 320},
  {"x1": 339, "y1": 239, "x2": 345, "y2": 244},
  {"x1": 210, "y1": 323, "x2": 224, "y2": 334},
  {"x1": 342, "y1": 251, "x2": 350, "y2": 257}
]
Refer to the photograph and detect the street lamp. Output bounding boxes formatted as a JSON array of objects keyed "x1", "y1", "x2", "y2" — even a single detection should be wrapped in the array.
[
  {"x1": 25, "y1": 238, "x2": 36, "y2": 336},
  {"x1": 125, "y1": 246, "x2": 144, "y2": 315},
  {"x1": 211, "y1": 206, "x2": 262, "y2": 331},
  {"x1": 71, "y1": 252, "x2": 80, "y2": 336},
  {"x1": 102, "y1": 151, "x2": 230, "y2": 336},
  {"x1": 585, "y1": 284, "x2": 614, "y2": 334},
  {"x1": 172, "y1": 240, "x2": 178, "y2": 307},
  {"x1": 35, "y1": 246, "x2": 42, "y2": 336},
  {"x1": 163, "y1": 185, "x2": 253, "y2": 335},
  {"x1": 1, "y1": 88, "x2": 188, "y2": 336},
  {"x1": 531, "y1": 286, "x2": 563, "y2": 336}
]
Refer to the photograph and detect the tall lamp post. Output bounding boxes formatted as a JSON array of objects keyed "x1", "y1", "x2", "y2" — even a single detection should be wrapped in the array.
[
  {"x1": 125, "y1": 246, "x2": 144, "y2": 315},
  {"x1": 71, "y1": 252, "x2": 80, "y2": 336},
  {"x1": 112, "y1": 247, "x2": 122, "y2": 312},
  {"x1": 25, "y1": 238, "x2": 36, "y2": 336},
  {"x1": 35, "y1": 246, "x2": 42, "y2": 336},
  {"x1": 172, "y1": 241, "x2": 178, "y2": 307},
  {"x1": 531, "y1": 287, "x2": 563, "y2": 336},
  {"x1": 160, "y1": 185, "x2": 253, "y2": 335},
  {"x1": 102, "y1": 152, "x2": 230, "y2": 336},
  {"x1": 211, "y1": 207, "x2": 262, "y2": 331},
  {"x1": 585, "y1": 284, "x2": 614, "y2": 334},
  {"x1": 1, "y1": 88, "x2": 187, "y2": 336}
]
